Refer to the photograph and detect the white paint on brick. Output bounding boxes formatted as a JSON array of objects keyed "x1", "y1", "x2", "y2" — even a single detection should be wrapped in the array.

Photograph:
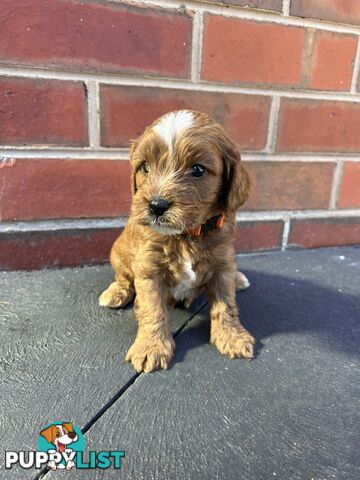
[
  {"x1": 351, "y1": 37, "x2": 360, "y2": 94},
  {"x1": 329, "y1": 160, "x2": 344, "y2": 209},
  {"x1": 191, "y1": 10, "x2": 203, "y2": 81},
  {"x1": 264, "y1": 96, "x2": 281, "y2": 153},
  {"x1": 282, "y1": 0, "x2": 291, "y2": 17},
  {"x1": 86, "y1": 80, "x2": 100, "y2": 148},
  {"x1": 0, "y1": 66, "x2": 359, "y2": 103}
]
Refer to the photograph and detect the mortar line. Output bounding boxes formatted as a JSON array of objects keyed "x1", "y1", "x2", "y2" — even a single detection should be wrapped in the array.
[
  {"x1": 2, "y1": 209, "x2": 360, "y2": 234},
  {"x1": 282, "y1": 0, "x2": 290, "y2": 17},
  {"x1": 264, "y1": 96, "x2": 281, "y2": 153},
  {"x1": 191, "y1": 10, "x2": 204, "y2": 82},
  {"x1": 236, "y1": 209, "x2": 360, "y2": 221},
  {"x1": 329, "y1": 160, "x2": 344, "y2": 209},
  {"x1": 86, "y1": 80, "x2": 101, "y2": 148},
  {"x1": 0, "y1": 148, "x2": 130, "y2": 159},
  {"x1": 123, "y1": 0, "x2": 360, "y2": 35},
  {"x1": 1, "y1": 66, "x2": 360, "y2": 103},
  {"x1": 351, "y1": 37, "x2": 360, "y2": 93},
  {"x1": 0, "y1": 217, "x2": 128, "y2": 233},
  {"x1": 243, "y1": 154, "x2": 358, "y2": 161},
  {"x1": 281, "y1": 216, "x2": 291, "y2": 250},
  {"x1": 2, "y1": 148, "x2": 360, "y2": 162}
]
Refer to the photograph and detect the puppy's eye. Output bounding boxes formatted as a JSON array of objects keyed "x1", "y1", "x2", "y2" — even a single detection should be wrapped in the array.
[
  {"x1": 56, "y1": 432, "x2": 60, "y2": 437},
  {"x1": 141, "y1": 161, "x2": 149, "y2": 174},
  {"x1": 191, "y1": 164, "x2": 206, "y2": 177}
]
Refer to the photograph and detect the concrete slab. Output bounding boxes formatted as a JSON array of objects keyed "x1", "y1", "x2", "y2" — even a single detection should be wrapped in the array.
[
  {"x1": 0, "y1": 265, "x2": 205, "y2": 479},
  {"x1": 1, "y1": 247, "x2": 359, "y2": 480},
  {"x1": 51, "y1": 247, "x2": 360, "y2": 480}
]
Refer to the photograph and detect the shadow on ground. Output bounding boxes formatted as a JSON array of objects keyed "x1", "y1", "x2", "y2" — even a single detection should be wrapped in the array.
[{"x1": 171, "y1": 268, "x2": 360, "y2": 367}]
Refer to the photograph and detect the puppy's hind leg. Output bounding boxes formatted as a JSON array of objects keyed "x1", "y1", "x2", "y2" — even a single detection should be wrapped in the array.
[
  {"x1": 236, "y1": 270, "x2": 250, "y2": 290},
  {"x1": 99, "y1": 271, "x2": 135, "y2": 308}
]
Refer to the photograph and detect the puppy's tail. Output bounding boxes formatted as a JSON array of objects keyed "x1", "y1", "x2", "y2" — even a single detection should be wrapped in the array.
[{"x1": 236, "y1": 271, "x2": 250, "y2": 290}]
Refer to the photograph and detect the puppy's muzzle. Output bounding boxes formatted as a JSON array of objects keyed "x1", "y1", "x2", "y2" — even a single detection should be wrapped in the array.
[{"x1": 149, "y1": 197, "x2": 171, "y2": 218}]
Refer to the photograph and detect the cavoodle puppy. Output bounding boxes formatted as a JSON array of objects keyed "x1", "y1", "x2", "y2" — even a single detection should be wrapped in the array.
[{"x1": 99, "y1": 110, "x2": 255, "y2": 373}]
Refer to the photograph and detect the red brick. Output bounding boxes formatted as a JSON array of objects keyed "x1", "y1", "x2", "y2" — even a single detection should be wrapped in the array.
[
  {"x1": 338, "y1": 162, "x2": 360, "y2": 208},
  {"x1": 291, "y1": 0, "x2": 360, "y2": 26},
  {"x1": 308, "y1": 31, "x2": 357, "y2": 91},
  {"x1": 100, "y1": 85, "x2": 270, "y2": 149},
  {"x1": 289, "y1": 217, "x2": 360, "y2": 249},
  {"x1": 277, "y1": 99, "x2": 360, "y2": 153},
  {"x1": 196, "y1": 0, "x2": 282, "y2": 11},
  {"x1": 235, "y1": 220, "x2": 284, "y2": 252},
  {"x1": 202, "y1": 15, "x2": 305, "y2": 86},
  {"x1": 0, "y1": 77, "x2": 87, "y2": 146},
  {"x1": 0, "y1": 0, "x2": 191, "y2": 78},
  {"x1": 0, "y1": 229, "x2": 121, "y2": 271},
  {"x1": 243, "y1": 161, "x2": 334, "y2": 210},
  {"x1": 101, "y1": 86, "x2": 270, "y2": 150},
  {"x1": 0, "y1": 159, "x2": 131, "y2": 221}
]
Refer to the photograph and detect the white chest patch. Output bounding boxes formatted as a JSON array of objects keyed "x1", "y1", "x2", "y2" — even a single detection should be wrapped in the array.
[
  {"x1": 171, "y1": 258, "x2": 196, "y2": 302},
  {"x1": 153, "y1": 110, "x2": 194, "y2": 151}
]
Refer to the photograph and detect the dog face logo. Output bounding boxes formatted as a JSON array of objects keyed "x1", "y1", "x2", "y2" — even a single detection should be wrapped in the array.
[
  {"x1": 129, "y1": 109, "x2": 250, "y2": 236},
  {"x1": 38, "y1": 421, "x2": 84, "y2": 470},
  {"x1": 40, "y1": 422, "x2": 78, "y2": 453}
]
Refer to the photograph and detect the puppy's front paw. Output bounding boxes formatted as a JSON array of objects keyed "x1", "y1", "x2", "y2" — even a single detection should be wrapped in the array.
[
  {"x1": 211, "y1": 328, "x2": 255, "y2": 359},
  {"x1": 125, "y1": 335, "x2": 175, "y2": 373},
  {"x1": 99, "y1": 282, "x2": 133, "y2": 308}
]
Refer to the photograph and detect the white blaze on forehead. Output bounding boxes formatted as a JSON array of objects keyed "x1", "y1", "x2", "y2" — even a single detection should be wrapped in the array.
[{"x1": 153, "y1": 110, "x2": 194, "y2": 150}]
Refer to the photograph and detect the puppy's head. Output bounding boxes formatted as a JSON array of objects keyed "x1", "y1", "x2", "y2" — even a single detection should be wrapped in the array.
[{"x1": 130, "y1": 110, "x2": 250, "y2": 235}]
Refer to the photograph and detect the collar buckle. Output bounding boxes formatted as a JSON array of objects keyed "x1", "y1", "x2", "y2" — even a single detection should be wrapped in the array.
[
  {"x1": 215, "y1": 212, "x2": 225, "y2": 229},
  {"x1": 184, "y1": 213, "x2": 225, "y2": 237}
]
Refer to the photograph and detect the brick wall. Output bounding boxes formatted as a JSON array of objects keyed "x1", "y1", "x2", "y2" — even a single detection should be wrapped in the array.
[{"x1": 0, "y1": 0, "x2": 359, "y2": 270}]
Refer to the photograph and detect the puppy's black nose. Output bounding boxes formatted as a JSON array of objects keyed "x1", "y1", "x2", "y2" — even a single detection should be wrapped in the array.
[
  {"x1": 68, "y1": 431, "x2": 76, "y2": 439},
  {"x1": 149, "y1": 198, "x2": 171, "y2": 217}
]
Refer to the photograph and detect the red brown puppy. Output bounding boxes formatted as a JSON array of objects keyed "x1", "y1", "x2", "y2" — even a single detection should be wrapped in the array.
[{"x1": 100, "y1": 110, "x2": 254, "y2": 373}]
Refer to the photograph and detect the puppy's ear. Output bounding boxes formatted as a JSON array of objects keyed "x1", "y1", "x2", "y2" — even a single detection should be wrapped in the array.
[
  {"x1": 129, "y1": 140, "x2": 139, "y2": 195},
  {"x1": 221, "y1": 138, "x2": 250, "y2": 213},
  {"x1": 40, "y1": 425, "x2": 56, "y2": 444},
  {"x1": 62, "y1": 422, "x2": 73, "y2": 433}
]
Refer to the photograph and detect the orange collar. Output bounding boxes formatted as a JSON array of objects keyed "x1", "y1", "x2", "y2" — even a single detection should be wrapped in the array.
[{"x1": 184, "y1": 213, "x2": 225, "y2": 237}]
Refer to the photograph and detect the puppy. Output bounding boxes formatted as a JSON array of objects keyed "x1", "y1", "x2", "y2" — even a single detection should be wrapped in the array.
[{"x1": 100, "y1": 110, "x2": 255, "y2": 373}]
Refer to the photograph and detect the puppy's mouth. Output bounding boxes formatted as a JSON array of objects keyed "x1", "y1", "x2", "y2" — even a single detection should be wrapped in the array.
[
  {"x1": 149, "y1": 217, "x2": 183, "y2": 235},
  {"x1": 56, "y1": 434, "x2": 78, "y2": 451},
  {"x1": 57, "y1": 441, "x2": 66, "y2": 453}
]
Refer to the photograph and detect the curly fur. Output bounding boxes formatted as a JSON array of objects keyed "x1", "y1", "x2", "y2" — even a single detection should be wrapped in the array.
[{"x1": 99, "y1": 110, "x2": 254, "y2": 373}]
